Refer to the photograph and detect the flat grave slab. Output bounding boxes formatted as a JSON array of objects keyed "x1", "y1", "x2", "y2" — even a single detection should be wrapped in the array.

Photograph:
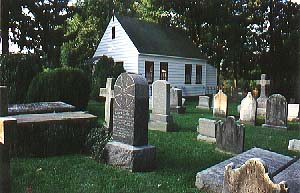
[
  {"x1": 195, "y1": 148, "x2": 293, "y2": 193},
  {"x1": 8, "y1": 111, "x2": 96, "y2": 125},
  {"x1": 8, "y1": 102, "x2": 75, "y2": 115},
  {"x1": 274, "y1": 159, "x2": 300, "y2": 193}
]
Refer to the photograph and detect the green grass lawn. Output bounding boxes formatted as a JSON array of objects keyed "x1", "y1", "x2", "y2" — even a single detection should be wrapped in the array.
[{"x1": 11, "y1": 99, "x2": 300, "y2": 193}]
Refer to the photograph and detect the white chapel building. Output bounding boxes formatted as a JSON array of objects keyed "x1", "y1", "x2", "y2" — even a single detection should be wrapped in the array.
[{"x1": 93, "y1": 15, "x2": 217, "y2": 96}]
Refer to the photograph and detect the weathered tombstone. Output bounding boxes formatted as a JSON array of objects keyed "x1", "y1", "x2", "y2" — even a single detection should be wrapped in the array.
[
  {"x1": 0, "y1": 117, "x2": 17, "y2": 193},
  {"x1": 288, "y1": 139, "x2": 300, "y2": 152},
  {"x1": 256, "y1": 74, "x2": 270, "y2": 116},
  {"x1": 223, "y1": 158, "x2": 288, "y2": 193},
  {"x1": 288, "y1": 104, "x2": 299, "y2": 121},
  {"x1": 195, "y1": 148, "x2": 293, "y2": 193},
  {"x1": 99, "y1": 78, "x2": 115, "y2": 130},
  {"x1": 197, "y1": 118, "x2": 217, "y2": 143},
  {"x1": 0, "y1": 86, "x2": 8, "y2": 116},
  {"x1": 213, "y1": 90, "x2": 228, "y2": 117},
  {"x1": 148, "y1": 80, "x2": 173, "y2": 132},
  {"x1": 170, "y1": 87, "x2": 186, "y2": 114},
  {"x1": 216, "y1": 116, "x2": 245, "y2": 154},
  {"x1": 196, "y1": 96, "x2": 210, "y2": 110},
  {"x1": 239, "y1": 92, "x2": 257, "y2": 124},
  {"x1": 262, "y1": 94, "x2": 288, "y2": 129},
  {"x1": 105, "y1": 73, "x2": 156, "y2": 172}
]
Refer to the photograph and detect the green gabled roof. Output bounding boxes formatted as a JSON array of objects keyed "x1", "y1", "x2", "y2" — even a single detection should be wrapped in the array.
[{"x1": 116, "y1": 15, "x2": 205, "y2": 60}]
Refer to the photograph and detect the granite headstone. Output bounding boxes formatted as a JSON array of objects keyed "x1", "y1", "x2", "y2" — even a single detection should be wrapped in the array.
[
  {"x1": 216, "y1": 116, "x2": 245, "y2": 154},
  {"x1": 148, "y1": 80, "x2": 173, "y2": 132},
  {"x1": 262, "y1": 94, "x2": 288, "y2": 129},
  {"x1": 197, "y1": 118, "x2": 217, "y2": 143},
  {"x1": 196, "y1": 96, "x2": 210, "y2": 110},
  {"x1": 170, "y1": 87, "x2": 186, "y2": 114},
  {"x1": 105, "y1": 73, "x2": 156, "y2": 172}
]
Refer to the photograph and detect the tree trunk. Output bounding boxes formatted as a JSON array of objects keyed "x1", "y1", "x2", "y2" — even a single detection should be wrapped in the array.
[{"x1": 1, "y1": 0, "x2": 9, "y2": 54}]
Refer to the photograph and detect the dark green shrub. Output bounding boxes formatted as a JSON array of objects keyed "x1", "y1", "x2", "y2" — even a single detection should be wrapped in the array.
[
  {"x1": 0, "y1": 54, "x2": 42, "y2": 103},
  {"x1": 85, "y1": 126, "x2": 111, "y2": 162},
  {"x1": 82, "y1": 55, "x2": 125, "y2": 99},
  {"x1": 26, "y1": 67, "x2": 90, "y2": 110}
]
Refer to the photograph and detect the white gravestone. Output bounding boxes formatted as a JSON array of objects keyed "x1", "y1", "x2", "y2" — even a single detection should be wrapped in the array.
[
  {"x1": 213, "y1": 90, "x2": 228, "y2": 117},
  {"x1": 288, "y1": 139, "x2": 300, "y2": 152},
  {"x1": 239, "y1": 92, "x2": 257, "y2": 124},
  {"x1": 197, "y1": 118, "x2": 217, "y2": 143},
  {"x1": 196, "y1": 96, "x2": 210, "y2": 110}
]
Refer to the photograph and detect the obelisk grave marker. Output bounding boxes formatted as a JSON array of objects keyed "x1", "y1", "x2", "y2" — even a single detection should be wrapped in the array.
[
  {"x1": 256, "y1": 74, "x2": 270, "y2": 116},
  {"x1": 105, "y1": 73, "x2": 156, "y2": 172}
]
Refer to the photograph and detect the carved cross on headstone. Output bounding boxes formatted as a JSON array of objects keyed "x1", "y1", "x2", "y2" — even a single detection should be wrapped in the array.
[
  {"x1": 256, "y1": 74, "x2": 270, "y2": 98},
  {"x1": 99, "y1": 78, "x2": 114, "y2": 129}
]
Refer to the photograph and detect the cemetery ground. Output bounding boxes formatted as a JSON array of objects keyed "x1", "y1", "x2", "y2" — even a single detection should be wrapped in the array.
[{"x1": 11, "y1": 99, "x2": 300, "y2": 193}]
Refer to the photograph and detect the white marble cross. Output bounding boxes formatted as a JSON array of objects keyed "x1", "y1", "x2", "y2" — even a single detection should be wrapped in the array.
[
  {"x1": 256, "y1": 74, "x2": 270, "y2": 97},
  {"x1": 99, "y1": 78, "x2": 114, "y2": 129}
]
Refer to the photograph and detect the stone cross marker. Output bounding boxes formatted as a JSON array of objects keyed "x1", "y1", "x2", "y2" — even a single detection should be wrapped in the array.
[
  {"x1": 262, "y1": 94, "x2": 288, "y2": 129},
  {"x1": 216, "y1": 116, "x2": 245, "y2": 154},
  {"x1": 256, "y1": 74, "x2": 270, "y2": 116},
  {"x1": 213, "y1": 90, "x2": 228, "y2": 117},
  {"x1": 149, "y1": 80, "x2": 173, "y2": 132},
  {"x1": 170, "y1": 87, "x2": 186, "y2": 114},
  {"x1": 105, "y1": 73, "x2": 156, "y2": 172},
  {"x1": 239, "y1": 92, "x2": 257, "y2": 124},
  {"x1": 223, "y1": 158, "x2": 288, "y2": 193},
  {"x1": 99, "y1": 78, "x2": 114, "y2": 129}
]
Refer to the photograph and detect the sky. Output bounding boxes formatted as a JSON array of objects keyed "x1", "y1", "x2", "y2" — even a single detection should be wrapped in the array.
[{"x1": 1, "y1": 0, "x2": 300, "y2": 53}]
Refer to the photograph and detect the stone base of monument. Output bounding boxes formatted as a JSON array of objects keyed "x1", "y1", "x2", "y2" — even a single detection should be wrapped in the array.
[
  {"x1": 196, "y1": 105, "x2": 210, "y2": 110},
  {"x1": 195, "y1": 148, "x2": 293, "y2": 193},
  {"x1": 170, "y1": 106, "x2": 186, "y2": 114},
  {"x1": 197, "y1": 134, "x2": 216, "y2": 143},
  {"x1": 105, "y1": 141, "x2": 156, "y2": 172},
  {"x1": 148, "y1": 114, "x2": 174, "y2": 132},
  {"x1": 262, "y1": 124, "x2": 287, "y2": 130}
]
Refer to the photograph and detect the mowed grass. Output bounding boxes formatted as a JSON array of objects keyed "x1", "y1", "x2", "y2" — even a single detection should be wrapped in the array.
[{"x1": 11, "y1": 99, "x2": 300, "y2": 193}]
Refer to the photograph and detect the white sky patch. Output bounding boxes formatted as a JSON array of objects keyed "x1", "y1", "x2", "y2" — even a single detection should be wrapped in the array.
[{"x1": 291, "y1": 0, "x2": 300, "y2": 3}]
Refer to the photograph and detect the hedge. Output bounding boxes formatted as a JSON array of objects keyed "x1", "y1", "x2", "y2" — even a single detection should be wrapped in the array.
[{"x1": 26, "y1": 67, "x2": 90, "y2": 110}]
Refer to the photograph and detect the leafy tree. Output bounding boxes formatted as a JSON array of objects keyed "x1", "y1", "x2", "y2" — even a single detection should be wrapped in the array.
[
  {"x1": 10, "y1": 0, "x2": 74, "y2": 67},
  {"x1": 0, "y1": 0, "x2": 9, "y2": 54}
]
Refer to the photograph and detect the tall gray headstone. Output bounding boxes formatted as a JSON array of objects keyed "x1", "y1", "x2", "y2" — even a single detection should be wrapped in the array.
[
  {"x1": 99, "y1": 78, "x2": 114, "y2": 130},
  {"x1": 170, "y1": 87, "x2": 186, "y2": 114},
  {"x1": 196, "y1": 96, "x2": 210, "y2": 110},
  {"x1": 262, "y1": 94, "x2": 288, "y2": 129},
  {"x1": 213, "y1": 90, "x2": 228, "y2": 117},
  {"x1": 148, "y1": 80, "x2": 173, "y2": 132},
  {"x1": 216, "y1": 116, "x2": 245, "y2": 154},
  {"x1": 256, "y1": 74, "x2": 270, "y2": 116},
  {"x1": 0, "y1": 86, "x2": 8, "y2": 116},
  {"x1": 239, "y1": 92, "x2": 257, "y2": 124},
  {"x1": 105, "y1": 73, "x2": 156, "y2": 172}
]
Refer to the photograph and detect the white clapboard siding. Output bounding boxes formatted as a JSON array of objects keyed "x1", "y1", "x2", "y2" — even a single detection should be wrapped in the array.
[
  {"x1": 93, "y1": 16, "x2": 139, "y2": 73},
  {"x1": 138, "y1": 53, "x2": 209, "y2": 96},
  {"x1": 205, "y1": 64, "x2": 218, "y2": 94}
]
